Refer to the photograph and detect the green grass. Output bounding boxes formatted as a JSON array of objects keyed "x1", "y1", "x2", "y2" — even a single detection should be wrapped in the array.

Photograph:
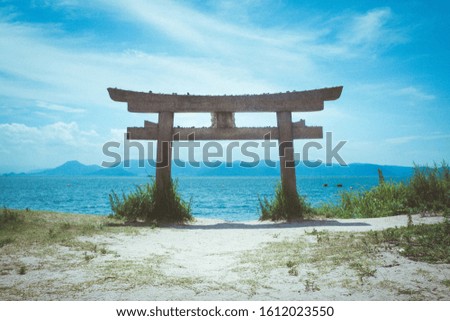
[
  {"x1": 442, "y1": 280, "x2": 450, "y2": 288},
  {"x1": 317, "y1": 182, "x2": 410, "y2": 218},
  {"x1": 259, "y1": 182, "x2": 314, "y2": 221},
  {"x1": 109, "y1": 178, "x2": 193, "y2": 224},
  {"x1": 407, "y1": 162, "x2": 450, "y2": 213},
  {"x1": 316, "y1": 162, "x2": 450, "y2": 218},
  {"x1": 368, "y1": 221, "x2": 450, "y2": 264},
  {"x1": 0, "y1": 207, "x2": 125, "y2": 252}
]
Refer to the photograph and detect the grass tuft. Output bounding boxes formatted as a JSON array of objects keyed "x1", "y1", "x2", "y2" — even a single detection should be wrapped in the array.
[
  {"x1": 109, "y1": 178, "x2": 193, "y2": 225},
  {"x1": 18, "y1": 265, "x2": 27, "y2": 275},
  {"x1": 259, "y1": 182, "x2": 314, "y2": 221}
]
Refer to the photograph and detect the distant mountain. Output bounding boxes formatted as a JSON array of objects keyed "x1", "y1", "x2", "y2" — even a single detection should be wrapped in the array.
[
  {"x1": 33, "y1": 160, "x2": 102, "y2": 176},
  {"x1": 12, "y1": 160, "x2": 136, "y2": 177},
  {"x1": 2, "y1": 160, "x2": 415, "y2": 178}
]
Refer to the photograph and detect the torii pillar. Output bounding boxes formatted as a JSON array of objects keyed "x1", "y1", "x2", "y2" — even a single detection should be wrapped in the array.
[
  {"x1": 277, "y1": 111, "x2": 298, "y2": 199},
  {"x1": 156, "y1": 112, "x2": 174, "y2": 194}
]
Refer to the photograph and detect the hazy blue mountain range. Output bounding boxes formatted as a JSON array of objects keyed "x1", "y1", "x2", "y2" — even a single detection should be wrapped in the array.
[{"x1": 2, "y1": 160, "x2": 415, "y2": 178}]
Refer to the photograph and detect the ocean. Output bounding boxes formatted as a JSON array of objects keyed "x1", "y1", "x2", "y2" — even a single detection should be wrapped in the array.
[{"x1": 0, "y1": 176, "x2": 407, "y2": 221}]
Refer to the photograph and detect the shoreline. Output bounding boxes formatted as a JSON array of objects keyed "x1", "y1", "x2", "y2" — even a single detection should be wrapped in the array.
[{"x1": 4, "y1": 207, "x2": 444, "y2": 228}]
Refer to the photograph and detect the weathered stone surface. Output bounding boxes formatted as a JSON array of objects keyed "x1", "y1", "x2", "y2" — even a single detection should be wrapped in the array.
[
  {"x1": 107, "y1": 86, "x2": 343, "y2": 113},
  {"x1": 155, "y1": 112, "x2": 173, "y2": 195},
  {"x1": 277, "y1": 111, "x2": 298, "y2": 199},
  {"x1": 210, "y1": 112, "x2": 236, "y2": 128},
  {"x1": 127, "y1": 122, "x2": 322, "y2": 140}
]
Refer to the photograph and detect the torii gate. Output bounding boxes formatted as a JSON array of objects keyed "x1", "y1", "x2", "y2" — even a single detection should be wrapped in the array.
[{"x1": 107, "y1": 86, "x2": 343, "y2": 207}]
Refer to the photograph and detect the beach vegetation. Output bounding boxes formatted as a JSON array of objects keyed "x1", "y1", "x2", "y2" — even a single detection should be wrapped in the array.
[
  {"x1": 109, "y1": 179, "x2": 193, "y2": 224},
  {"x1": 442, "y1": 280, "x2": 450, "y2": 288},
  {"x1": 259, "y1": 182, "x2": 314, "y2": 221},
  {"x1": 317, "y1": 162, "x2": 449, "y2": 218},
  {"x1": 370, "y1": 220, "x2": 450, "y2": 264},
  {"x1": 407, "y1": 162, "x2": 450, "y2": 213},
  {"x1": 0, "y1": 207, "x2": 23, "y2": 224},
  {"x1": 0, "y1": 208, "x2": 119, "y2": 253},
  {"x1": 18, "y1": 265, "x2": 27, "y2": 275},
  {"x1": 304, "y1": 273, "x2": 320, "y2": 292}
]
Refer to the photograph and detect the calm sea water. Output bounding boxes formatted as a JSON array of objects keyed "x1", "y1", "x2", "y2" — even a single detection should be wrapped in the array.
[{"x1": 0, "y1": 176, "x2": 407, "y2": 221}]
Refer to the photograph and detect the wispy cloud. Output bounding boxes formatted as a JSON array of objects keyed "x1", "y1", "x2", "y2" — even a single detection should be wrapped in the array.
[
  {"x1": 386, "y1": 134, "x2": 450, "y2": 145},
  {"x1": 340, "y1": 8, "x2": 404, "y2": 48},
  {"x1": 396, "y1": 86, "x2": 435, "y2": 101},
  {"x1": 101, "y1": 1, "x2": 404, "y2": 61},
  {"x1": 36, "y1": 101, "x2": 85, "y2": 113},
  {"x1": 351, "y1": 83, "x2": 435, "y2": 105}
]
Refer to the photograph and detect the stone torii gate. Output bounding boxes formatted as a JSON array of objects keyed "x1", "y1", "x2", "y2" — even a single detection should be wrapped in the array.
[{"x1": 108, "y1": 86, "x2": 343, "y2": 205}]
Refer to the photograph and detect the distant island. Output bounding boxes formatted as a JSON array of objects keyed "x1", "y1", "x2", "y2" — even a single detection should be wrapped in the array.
[{"x1": 2, "y1": 160, "x2": 415, "y2": 178}]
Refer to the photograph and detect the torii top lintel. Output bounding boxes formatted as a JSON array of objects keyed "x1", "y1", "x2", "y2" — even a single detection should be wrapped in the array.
[{"x1": 107, "y1": 86, "x2": 343, "y2": 113}]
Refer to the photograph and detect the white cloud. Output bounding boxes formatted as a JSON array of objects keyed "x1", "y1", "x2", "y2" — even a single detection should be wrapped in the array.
[
  {"x1": 0, "y1": 121, "x2": 98, "y2": 146},
  {"x1": 0, "y1": 122, "x2": 102, "y2": 171},
  {"x1": 396, "y1": 86, "x2": 435, "y2": 101},
  {"x1": 345, "y1": 8, "x2": 392, "y2": 44},
  {"x1": 385, "y1": 134, "x2": 450, "y2": 145},
  {"x1": 332, "y1": 8, "x2": 405, "y2": 53},
  {"x1": 36, "y1": 101, "x2": 85, "y2": 113},
  {"x1": 351, "y1": 83, "x2": 435, "y2": 105}
]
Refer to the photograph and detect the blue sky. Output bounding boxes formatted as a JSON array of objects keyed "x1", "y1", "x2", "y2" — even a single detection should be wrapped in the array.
[{"x1": 0, "y1": 0, "x2": 449, "y2": 172}]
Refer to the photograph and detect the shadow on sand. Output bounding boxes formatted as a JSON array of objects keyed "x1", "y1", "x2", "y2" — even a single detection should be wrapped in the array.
[
  {"x1": 173, "y1": 220, "x2": 371, "y2": 230},
  {"x1": 107, "y1": 219, "x2": 371, "y2": 230}
]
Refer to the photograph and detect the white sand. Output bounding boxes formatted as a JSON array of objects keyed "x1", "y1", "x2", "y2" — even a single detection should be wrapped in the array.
[{"x1": 1, "y1": 214, "x2": 449, "y2": 300}]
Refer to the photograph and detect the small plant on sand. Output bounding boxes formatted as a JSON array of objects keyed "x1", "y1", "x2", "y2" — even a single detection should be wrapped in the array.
[
  {"x1": 109, "y1": 179, "x2": 193, "y2": 225},
  {"x1": 18, "y1": 265, "x2": 27, "y2": 275},
  {"x1": 259, "y1": 182, "x2": 313, "y2": 221},
  {"x1": 286, "y1": 260, "x2": 299, "y2": 276},
  {"x1": 349, "y1": 262, "x2": 376, "y2": 284},
  {"x1": 288, "y1": 267, "x2": 299, "y2": 276},
  {"x1": 304, "y1": 273, "x2": 320, "y2": 292},
  {"x1": 442, "y1": 280, "x2": 450, "y2": 288},
  {"x1": 83, "y1": 252, "x2": 95, "y2": 262}
]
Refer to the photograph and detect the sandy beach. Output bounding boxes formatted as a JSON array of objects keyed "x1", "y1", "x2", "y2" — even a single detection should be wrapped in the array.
[{"x1": 1, "y1": 214, "x2": 449, "y2": 300}]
